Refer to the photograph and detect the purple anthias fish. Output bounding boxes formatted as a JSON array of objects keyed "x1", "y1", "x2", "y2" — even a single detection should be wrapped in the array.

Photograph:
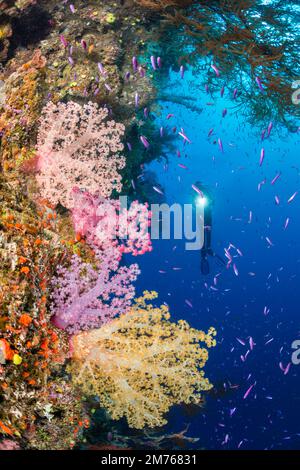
[
  {"x1": 258, "y1": 178, "x2": 266, "y2": 191},
  {"x1": 267, "y1": 121, "x2": 273, "y2": 137},
  {"x1": 271, "y1": 172, "x2": 281, "y2": 185},
  {"x1": 236, "y1": 337, "x2": 245, "y2": 346},
  {"x1": 132, "y1": 56, "x2": 138, "y2": 72},
  {"x1": 279, "y1": 362, "x2": 291, "y2": 375},
  {"x1": 284, "y1": 218, "x2": 290, "y2": 230},
  {"x1": 140, "y1": 135, "x2": 150, "y2": 149},
  {"x1": 153, "y1": 185, "x2": 164, "y2": 195},
  {"x1": 211, "y1": 63, "x2": 220, "y2": 76},
  {"x1": 266, "y1": 237, "x2": 274, "y2": 247},
  {"x1": 178, "y1": 129, "x2": 191, "y2": 144},
  {"x1": 255, "y1": 76, "x2": 264, "y2": 92},
  {"x1": 135, "y1": 92, "x2": 139, "y2": 107},
  {"x1": 191, "y1": 184, "x2": 204, "y2": 197},
  {"x1": 150, "y1": 56, "x2": 157, "y2": 71},
  {"x1": 60, "y1": 35, "x2": 68, "y2": 48},
  {"x1": 243, "y1": 383, "x2": 255, "y2": 400},
  {"x1": 259, "y1": 148, "x2": 265, "y2": 166},
  {"x1": 249, "y1": 337, "x2": 255, "y2": 350},
  {"x1": 233, "y1": 264, "x2": 239, "y2": 276},
  {"x1": 98, "y1": 62, "x2": 106, "y2": 76},
  {"x1": 139, "y1": 67, "x2": 145, "y2": 78},
  {"x1": 288, "y1": 191, "x2": 298, "y2": 203}
]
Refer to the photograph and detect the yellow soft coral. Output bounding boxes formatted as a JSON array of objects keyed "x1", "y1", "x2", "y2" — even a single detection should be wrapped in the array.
[{"x1": 69, "y1": 291, "x2": 216, "y2": 429}]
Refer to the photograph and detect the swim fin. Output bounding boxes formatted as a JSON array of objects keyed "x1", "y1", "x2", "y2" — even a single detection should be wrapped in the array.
[{"x1": 201, "y1": 256, "x2": 210, "y2": 275}]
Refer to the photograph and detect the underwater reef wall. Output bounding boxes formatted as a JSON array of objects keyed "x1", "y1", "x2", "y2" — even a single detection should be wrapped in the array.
[
  {"x1": 1, "y1": 0, "x2": 299, "y2": 452},
  {"x1": 0, "y1": 0, "x2": 216, "y2": 450}
]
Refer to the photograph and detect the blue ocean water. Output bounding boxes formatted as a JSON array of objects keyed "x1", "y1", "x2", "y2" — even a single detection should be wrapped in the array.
[{"x1": 133, "y1": 69, "x2": 300, "y2": 449}]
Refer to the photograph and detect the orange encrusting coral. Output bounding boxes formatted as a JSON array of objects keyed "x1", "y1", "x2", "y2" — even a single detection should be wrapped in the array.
[
  {"x1": 0, "y1": 175, "x2": 71, "y2": 435},
  {"x1": 0, "y1": 339, "x2": 14, "y2": 361}
]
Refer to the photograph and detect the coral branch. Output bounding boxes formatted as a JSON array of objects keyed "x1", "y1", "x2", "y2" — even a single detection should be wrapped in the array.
[
  {"x1": 35, "y1": 101, "x2": 126, "y2": 209},
  {"x1": 72, "y1": 188, "x2": 153, "y2": 257},
  {"x1": 51, "y1": 245, "x2": 140, "y2": 333},
  {"x1": 69, "y1": 291, "x2": 216, "y2": 429}
]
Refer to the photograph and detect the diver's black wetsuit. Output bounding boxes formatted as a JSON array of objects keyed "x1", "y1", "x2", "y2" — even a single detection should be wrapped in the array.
[
  {"x1": 196, "y1": 182, "x2": 225, "y2": 275},
  {"x1": 201, "y1": 204, "x2": 213, "y2": 275}
]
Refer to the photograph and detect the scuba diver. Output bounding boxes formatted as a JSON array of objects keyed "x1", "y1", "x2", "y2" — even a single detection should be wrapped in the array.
[{"x1": 194, "y1": 182, "x2": 226, "y2": 275}]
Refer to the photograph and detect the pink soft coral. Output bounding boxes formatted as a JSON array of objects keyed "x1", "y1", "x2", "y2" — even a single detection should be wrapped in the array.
[
  {"x1": 0, "y1": 439, "x2": 20, "y2": 450},
  {"x1": 35, "y1": 101, "x2": 125, "y2": 209},
  {"x1": 72, "y1": 188, "x2": 152, "y2": 257}
]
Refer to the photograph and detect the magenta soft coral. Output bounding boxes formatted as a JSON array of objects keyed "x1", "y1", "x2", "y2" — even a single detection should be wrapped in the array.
[
  {"x1": 51, "y1": 244, "x2": 140, "y2": 333},
  {"x1": 50, "y1": 190, "x2": 152, "y2": 332}
]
